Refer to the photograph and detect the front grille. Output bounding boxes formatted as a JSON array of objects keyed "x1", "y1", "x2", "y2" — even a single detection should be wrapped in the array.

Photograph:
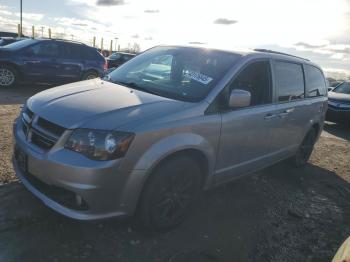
[
  {"x1": 31, "y1": 129, "x2": 57, "y2": 149},
  {"x1": 21, "y1": 109, "x2": 66, "y2": 150},
  {"x1": 37, "y1": 117, "x2": 65, "y2": 137}
]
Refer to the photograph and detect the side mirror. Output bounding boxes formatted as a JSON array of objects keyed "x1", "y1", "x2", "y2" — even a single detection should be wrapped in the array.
[{"x1": 229, "y1": 89, "x2": 251, "y2": 108}]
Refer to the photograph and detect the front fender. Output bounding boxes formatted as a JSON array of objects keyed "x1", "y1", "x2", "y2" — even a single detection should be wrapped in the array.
[
  {"x1": 117, "y1": 133, "x2": 217, "y2": 215},
  {"x1": 134, "y1": 133, "x2": 216, "y2": 178}
]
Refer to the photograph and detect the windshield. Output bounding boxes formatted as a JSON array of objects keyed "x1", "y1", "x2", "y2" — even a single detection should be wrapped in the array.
[
  {"x1": 333, "y1": 82, "x2": 350, "y2": 94},
  {"x1": 3, "y1": 38, "x2": 36, "y2": 50},
  {"x1": 105, "y1": 46, "x2": 241, "y2": 102}
]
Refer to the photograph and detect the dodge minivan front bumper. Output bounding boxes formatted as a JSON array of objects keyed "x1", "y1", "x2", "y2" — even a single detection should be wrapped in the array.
[{"x1": 13, "y1": 117, "x2": 144, "y2": 220}]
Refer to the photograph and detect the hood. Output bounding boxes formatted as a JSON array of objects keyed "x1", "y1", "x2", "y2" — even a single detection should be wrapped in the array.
[
  {"x1": 27, "y1": 79, "x2": 186, "y2": 130},
  {"x1": 328, "y1": 91, "x2": 350, "y2": 103}
]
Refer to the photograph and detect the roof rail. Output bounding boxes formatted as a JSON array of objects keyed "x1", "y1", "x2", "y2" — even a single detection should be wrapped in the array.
[
  {"x1": 38, "y1": 37, "x2": 86, "y2": 45},
  {"x1": 254, "y1": 48, "x2": 309, "y2": 61}
]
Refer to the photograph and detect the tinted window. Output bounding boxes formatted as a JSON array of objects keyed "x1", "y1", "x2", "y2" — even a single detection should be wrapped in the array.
[
  {"x1": 122, "y1": 55, "x2": 132, "y2": 62},
  {"x1": 60, "y1": 43, "x2": 85, "y2": 59},
  {"x1": 110, "y1": 53, "x2": 121, "y2": 59},
  {"x1": 274, "y1": 61, "x2": 304, "y2": 102},
  {"x1": 333, "y1": 82, "x2": 350, "y2": 94},
  {"x1": 4, "y1": 38, "x2": 36, "y2": 50},
  {"x1": 304, "y1": 65, "x2": 326, "y2": 97},
  {"x1": 107, "y1": 46, "x2": 241, "y2": 102},
  {"x1": 230, "y1": 61, "x2": 272, "y2": 106},
  {"x1": 28, "y1": 42, "x2": 60, "y2": 57}
]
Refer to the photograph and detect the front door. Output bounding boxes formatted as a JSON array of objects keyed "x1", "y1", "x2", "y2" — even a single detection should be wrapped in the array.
[
  {"x1": 21, "y1": 41, "x2": 60, "y2": 82},
  {"x1": 215, "y1": 60, "x2": 278, "y2": 183}
]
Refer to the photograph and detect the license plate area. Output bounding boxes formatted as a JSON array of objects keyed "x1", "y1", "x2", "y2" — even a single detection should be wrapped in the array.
[{"x1": 14, "y1": 146, "x2": 27, "y2": 173}]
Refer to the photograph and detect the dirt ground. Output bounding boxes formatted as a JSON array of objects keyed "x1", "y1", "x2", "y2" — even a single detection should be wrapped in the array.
[{"x1": 0, "y1": 85, "x2": 349, "y2": 262}]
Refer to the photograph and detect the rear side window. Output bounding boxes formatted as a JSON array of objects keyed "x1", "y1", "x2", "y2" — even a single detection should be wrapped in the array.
[
  {"x1": 304, "y1": 65, "x2": 326, "y2": 97},
  {"x1": 274, "y1": 61, "x2": 305, "y2": 102}
]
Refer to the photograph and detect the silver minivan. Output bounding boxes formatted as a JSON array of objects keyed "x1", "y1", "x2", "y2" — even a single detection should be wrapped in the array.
[{"x1": 13, "y1": 46, "x2": 328, "y2": 230}]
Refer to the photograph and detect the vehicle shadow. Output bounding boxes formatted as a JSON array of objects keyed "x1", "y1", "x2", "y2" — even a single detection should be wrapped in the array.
[
  {"x1": 0, "y1": 84, "x2": 51, "y2": 105},
  {"x1": 0, "y1": 162, "x2": 349, "y2": 262},
  {"x1": 324, "y1": 121, "x2": 350, "y2": 141}
]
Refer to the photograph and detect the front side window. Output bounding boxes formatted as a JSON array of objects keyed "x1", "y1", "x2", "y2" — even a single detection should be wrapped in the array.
[
  {"x1": 333, "y1": 82, "x2": 350, "y2": 94},
  {"x1": 304, "y1": 65, "x2": 327, "y2": 97},
  {"x1": 274, "y1": 61, "x2": 305, "y2": 102},
  {"x1": 229, "y1": 61, "x2": 272, "y2": 106},
  {"x1": 106, "y1": 46, "x2": 241, "y2": 102},
  {"x1": 28, "y1": 42, "x2": 60, "y2": 57},
  {"x1": 4, "y1": 38, "x2": 36, "y2": 50}
]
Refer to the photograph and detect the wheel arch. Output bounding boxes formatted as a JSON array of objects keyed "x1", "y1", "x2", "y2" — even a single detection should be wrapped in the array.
[
  {"x1": 118, "y1": 133, "x2": 216, "y2": 216},
  {"x1": 147, "y1": 148, "x2": 210, "y2": 189},
  {"x1": 0, "y1": 62, "x2": 22, "y2": 77},
  {"x1": 81, "y1": 68, "x2": 99, "y2": 79}
]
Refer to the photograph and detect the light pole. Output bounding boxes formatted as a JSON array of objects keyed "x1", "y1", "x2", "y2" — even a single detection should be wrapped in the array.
[
  {"x1": 41, "y1": 26, "x2": 44, "y2": 37},
  {"x1": 114, "y1": 37, "x2": 118, "y2": 51},
  {"x1": 20, "y1": 0, "x2": 23, "y2": 37}
]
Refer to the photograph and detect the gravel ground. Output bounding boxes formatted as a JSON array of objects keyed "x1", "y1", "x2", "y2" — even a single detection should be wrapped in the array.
[{"x1": 0, "y1": 84, "x2": 349, "y2": 261}]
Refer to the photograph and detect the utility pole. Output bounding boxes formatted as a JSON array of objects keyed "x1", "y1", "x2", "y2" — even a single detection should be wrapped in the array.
[
  {"x1": 20, "y1": 0, "x2": 23, "y2": 37},
  {"x1": 114, "y1": 37, "x2": 118, "y2": 51},
  {"x1": 41, "y1": 26, "x2": 44, "y2": 37}
]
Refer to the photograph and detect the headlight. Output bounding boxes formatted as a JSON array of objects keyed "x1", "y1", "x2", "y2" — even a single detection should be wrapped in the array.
[{"x1": 65, "y1": 129, "x2": 134, "y2": 161}]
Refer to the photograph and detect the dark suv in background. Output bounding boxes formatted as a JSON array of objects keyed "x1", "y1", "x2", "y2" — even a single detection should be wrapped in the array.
[
  {"x1": 0, "y1": 38, "x2": 106, "y2": 88},
  {"x1": 106, "y1": 52, "x2": 135, "y2": 69}
]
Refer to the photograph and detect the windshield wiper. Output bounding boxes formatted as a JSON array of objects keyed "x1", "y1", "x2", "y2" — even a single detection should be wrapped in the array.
[{"x1": 113, "y1": 80, "x2": 158, "y2": 96}]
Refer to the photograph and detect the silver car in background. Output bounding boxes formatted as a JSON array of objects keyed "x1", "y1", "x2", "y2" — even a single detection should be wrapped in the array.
[{"x1": 13, "y1": 46, "x2": 328, "y2": 230}]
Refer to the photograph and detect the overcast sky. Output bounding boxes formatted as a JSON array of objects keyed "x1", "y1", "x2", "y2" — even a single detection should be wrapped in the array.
[{"x1": 1, "y1": 0, "x2": 350, "y2": 79}]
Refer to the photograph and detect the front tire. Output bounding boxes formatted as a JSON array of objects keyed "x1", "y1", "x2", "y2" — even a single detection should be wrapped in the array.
[
  {"x1": 138, "y1": 156, "x2": 202, "y2": 231},
  {"x1": 292, "y1": 128, "x2": 317, "y2": 167},
  {"x1": 0, "y1": 65, "x2": 17, "y2": 88}
]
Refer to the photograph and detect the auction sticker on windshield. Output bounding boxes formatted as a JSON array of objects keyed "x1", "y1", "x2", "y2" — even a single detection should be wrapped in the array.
[{"x1": 184, "y1": 70, "x2": 213, "y2": 85}]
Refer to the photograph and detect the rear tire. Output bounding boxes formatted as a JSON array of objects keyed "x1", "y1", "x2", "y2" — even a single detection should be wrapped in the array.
[
  {"x1": 0, "y1": 65, "x2": 17, "y2": 88},
  {"x1": 138, "y1": 156, "x2": 202, "y2": 231},
  {"x1": 82, "y1": 70, "x2": 98, "y2": 80},
  {"x1": 292, "y1": 128, "x2": 317, "y2": 167}
]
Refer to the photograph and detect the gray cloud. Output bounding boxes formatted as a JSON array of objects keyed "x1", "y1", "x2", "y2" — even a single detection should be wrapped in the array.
[
  {"x1": 96, "y1": 0, "x2": 126, "y2": 6},
  {"x1": 72, "y1": 23, "x2": 88, "y2": 27},
  {"x1": 295, "y1": 41, "x2": 350, "y2": 55},
  {"x1": 188, "y1": 41, "x2": 206, "y2": 45},
  {"x1": 131, "y1": 34, "x2": 139, "y2": 39},
  {"x1": 213, "y1": 18, "x2": 237, "y2": 25},
  {"x1": 295, "y1": 42, "x2": 326, "y2": 49},
  {"x1": 144, "y1": 9, "x2": 159, "y2": 13}
]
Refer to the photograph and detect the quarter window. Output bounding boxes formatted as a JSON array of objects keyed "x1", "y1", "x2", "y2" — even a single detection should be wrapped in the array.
[
  {"x1": 274, "y1": 61, "x2": 305, "y2": 102},
  {"x1": 304, "y1": 65, "x2": 326, "y2": 97}
]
